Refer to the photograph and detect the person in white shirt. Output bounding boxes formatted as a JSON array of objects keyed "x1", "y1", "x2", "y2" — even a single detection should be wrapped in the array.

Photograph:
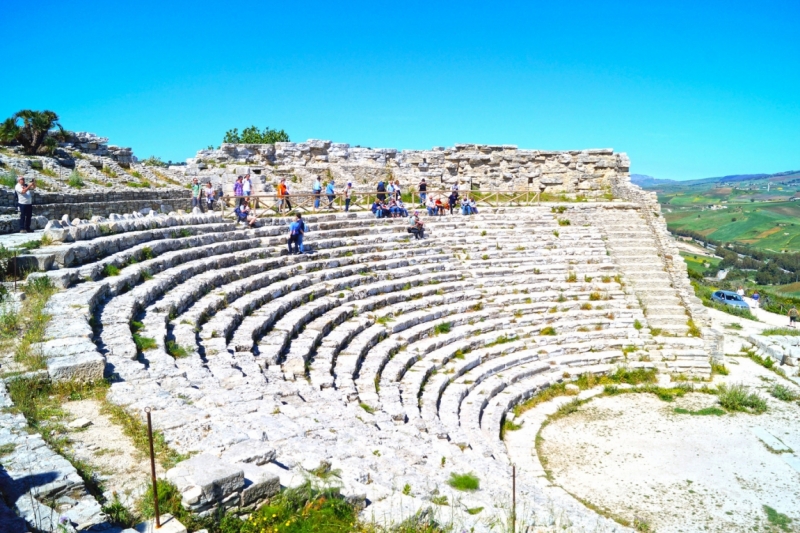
[
  {"x1": 15, "y1": 176, "x2": 35, "y2": 233},
  {"x1": 243, "y1": 174, "x2": 252, "y2": 199}
]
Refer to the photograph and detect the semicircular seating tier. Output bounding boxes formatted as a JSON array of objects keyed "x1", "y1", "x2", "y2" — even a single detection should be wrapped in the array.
[{"x1": 32, "y1": 204, "x2": 710, "y2": 530}]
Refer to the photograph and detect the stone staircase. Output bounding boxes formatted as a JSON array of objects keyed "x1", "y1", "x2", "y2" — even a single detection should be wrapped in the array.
[{"x1": 598, "y1": 208, "x2": 710, "y2": 375}]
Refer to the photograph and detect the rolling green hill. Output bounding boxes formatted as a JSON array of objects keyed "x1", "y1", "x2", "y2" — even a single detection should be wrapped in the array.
[{"x1": 638, "y1": 170, "x2": 800, "y2": 251}]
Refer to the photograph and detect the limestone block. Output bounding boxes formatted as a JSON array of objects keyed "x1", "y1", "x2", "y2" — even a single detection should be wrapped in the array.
[
  {"x1": 219, "y1": 440, "x2": 276, "y2": 465},
  {"x1": 166, "y1": 454, "x2": 244, "y2": 508},
  {"x1": 238, "y1": 463, "x2": 280, "y2": 507},
  {"x1": 47, "y1": 351, "x2": 106, "y2": 382},
  {"x1": 134, "y1": 514, "x2": 187, "y2": 533}
]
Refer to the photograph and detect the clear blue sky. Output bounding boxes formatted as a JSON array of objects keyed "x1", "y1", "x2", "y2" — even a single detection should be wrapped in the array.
[{"x1": 2, "y1": 1, "x2": 798, "y2": 180}]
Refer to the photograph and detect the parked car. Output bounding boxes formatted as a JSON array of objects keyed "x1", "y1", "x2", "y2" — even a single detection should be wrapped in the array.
[{"x1": 711, "y1": 290, "x2": 750, "y2": 309}]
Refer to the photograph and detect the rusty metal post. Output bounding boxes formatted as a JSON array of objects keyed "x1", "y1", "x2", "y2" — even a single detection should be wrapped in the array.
[
  {"x1": 13, "y1": 251, "x2": 17, "y2": 293},
  {"x1": 512, "y1": 464, "x2": 516, "y2": 533},
  {"x1": 145, "y1": 407, "x2": 161, "y2": 528}
]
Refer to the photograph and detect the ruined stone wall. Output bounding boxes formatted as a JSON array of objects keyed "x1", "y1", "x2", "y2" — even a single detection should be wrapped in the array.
[
  {"x1": 58, "y1": 132, "x2": 134, "y2": 167},
  {"x1": 182, "y1": 141, "x2": 630, "y2": 195},
  {"x1": 0, "y1": 188, "x2": 191, "y2": 221}
]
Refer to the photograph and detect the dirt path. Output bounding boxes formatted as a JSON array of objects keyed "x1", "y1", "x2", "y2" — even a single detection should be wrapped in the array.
[{"x1": 63, "y1": 400, "x2": 163, "y2": 507}]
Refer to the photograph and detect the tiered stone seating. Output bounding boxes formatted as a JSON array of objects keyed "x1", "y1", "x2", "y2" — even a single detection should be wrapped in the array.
[{"x1": 29, "y1": 205, "x2": 707, "y2": 529}]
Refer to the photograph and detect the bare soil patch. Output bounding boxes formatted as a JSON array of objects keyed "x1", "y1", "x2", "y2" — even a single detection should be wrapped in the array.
[{"x1": 538, "y1": 359, "x2": 800, "y2": 533}]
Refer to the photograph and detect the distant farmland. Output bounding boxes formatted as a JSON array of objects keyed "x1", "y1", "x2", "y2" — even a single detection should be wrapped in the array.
[{"x1": 664, "y1": 200, "x2": 800, "y2": 252}]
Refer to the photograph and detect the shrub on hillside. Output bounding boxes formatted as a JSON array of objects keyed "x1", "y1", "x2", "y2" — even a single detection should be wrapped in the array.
[{"x1": 223, "y1": 125, "x2": 290, "y2": 144}]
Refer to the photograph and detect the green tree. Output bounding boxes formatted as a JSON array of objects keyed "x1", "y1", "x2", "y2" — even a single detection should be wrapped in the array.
[
  {"x1": 0, "y1": 110, "x2": 66, "y2": 155},
  {"x1": 222, "y1": 125, "x2": 289, "y2": 144}
]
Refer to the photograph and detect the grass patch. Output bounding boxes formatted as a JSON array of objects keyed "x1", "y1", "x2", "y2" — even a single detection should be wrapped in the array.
[
  {"x1": 9, "y1": 277, "x2": 56, "y2": 371},
  {"x1": 165, "y1": 340, "x2": 189, "y2": 358},
  {"x1": 673, "y1": 407, "x2": 726, "y2": 416},
  {"x1": 711, "y1": 361, "x2": 730, "y2": 375},
  {"x1": 717, "y1": 383, "x2": 768, "y2": 413},
  {"x1": 133, "y1": 334, "x2": 156, "y2": 351},
  {"x1": 359, "y1": 402, "x2": 375, "y2": 414},
  {"x1": 68, "y1": 170, "x2": 85, "y2": 188},
  {"x1": 761, "y1": 327, "x2": 800, "y2": 336},
  {"x1": 447, "y1": 472, "x2": 479, "y2": 491},
  {"x1": 433, "y1": 322, "x2": 452, "y2": 335},
  {"x1": 103, "y1": 263, "x2": 121, "y2": 277},
  {"x1": 763, "y1": 504, "x2": 793, "y2": 532},
  {"x1": 769, "y1": 384, "x2": 798, "y2": 401},
  {"x1": 540, "y1": 326, "x2": 557, "y2": 335}
]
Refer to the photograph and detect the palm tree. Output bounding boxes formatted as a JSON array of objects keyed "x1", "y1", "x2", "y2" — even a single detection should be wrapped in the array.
[{"x1": 0, "y1": 110, "x2": 63, "y2": 155}]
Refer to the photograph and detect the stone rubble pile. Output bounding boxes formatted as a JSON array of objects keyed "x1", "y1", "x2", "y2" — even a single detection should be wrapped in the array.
[{"x1": 58, "y1": 132, "x2": 134, "y2": 168}]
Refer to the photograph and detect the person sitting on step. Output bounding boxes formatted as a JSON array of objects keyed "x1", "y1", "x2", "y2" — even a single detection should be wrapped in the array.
[{"x1": 407, "y1": 210, "x2": 425, "y2": 239}]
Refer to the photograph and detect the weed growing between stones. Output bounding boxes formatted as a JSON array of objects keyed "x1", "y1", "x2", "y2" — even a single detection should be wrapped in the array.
[
  {"x1": 131, "y1": 320, "x2": 157, "y2": 352},
  {"x1": 447, "y1": 472, "x2": 479, "y2": 492},
  {"x1": 10, "y1": 276, "x2": 56, "y2": 371},
  {"x1": 433, "y1": 322, "x2": 452, "y2": 335},
  {"x1": 711, "y1": 361, "x2": 730, "y2": 375},
  {"x1": 739, "y1": 348, "x2": 790, "y2": 379},
  {"x1": 166, "y1": 340, "x2": 189, "y2": 358},
  {"x1": 103, "y1": 263, "x2": 121, "y2": 277},
  {"x1": 68, "y1": 169, "x2": 85, "y2": 188}
]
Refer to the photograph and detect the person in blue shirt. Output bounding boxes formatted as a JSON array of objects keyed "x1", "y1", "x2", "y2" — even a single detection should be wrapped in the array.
[
  {"x1": 312, "y1": 177, "x2": 322, "y2": 210},
  {"x1": 325, "y1": 180, "x2": 336, "y2": 209},
  {"x1": 287, "y1": 213, "x2": 304, "y2": 254}
]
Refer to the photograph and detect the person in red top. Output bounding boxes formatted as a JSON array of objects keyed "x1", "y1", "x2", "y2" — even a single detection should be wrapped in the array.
[{"x1": 277, "y1": 178, "x2": 292, "y2": 213}]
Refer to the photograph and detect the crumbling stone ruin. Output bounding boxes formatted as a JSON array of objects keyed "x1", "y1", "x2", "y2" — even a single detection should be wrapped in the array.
[
  {"x1": 180, "y1": 141, "x2": 630, "y2": 197},
  {"x1": 0, "y1": 132, "x2": 191, "y2": 234}
]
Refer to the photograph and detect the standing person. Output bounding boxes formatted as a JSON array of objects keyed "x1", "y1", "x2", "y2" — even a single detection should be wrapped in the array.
[
  {"x1": 233, "y1": 176, "x2": 245, "y2": 206},
  {"x1": 789, "y1": 306, "x2": 798, "y2": 327},
  {"x1": 204, "y1": 182, "x2": 216, "y2": 211},
  {"x1": 451, "y1": 181, "x2": 460, "y2": 202},
  {"x1": 312, "y1": 176, "x2": 322, "y2": 210},
  {"x1": 344, "y1": 182, "x2": 353, "y2": 212},
  {"x1": 15, "y1": 176, "x2": 35, "y2": 233},
  {"x1": 297, "y1": 213, "x2": 309, "y2": 253},
  {"x1": 325, "y1": 179, "x2": 336, "y2": 209},
  {"x1": 418, "y1": 178, "x2": 427, "y2": 205},
  {"x1": 737, "y1": 286, "x2": 745, "y2": 298},
  {"x1": 394, "y1": 180, "x2": 402, "y2": 201},
  {"x1": 277, "y1": 178, "x2": 292, "y2": 213},
  {"x1": 751, "y1": 291, "x2": 760, "y2": 309},
  {"x1": 377, "y1": 181, "x2": 386, "y2": 202},
  {"x1": 191, "y1": 177, "x2": 201, "y2": 209},
  {"x1": 243, "y1": 174, "x2": 252, "y2": 202},
  {"x1": 287, "y1": 213, "x2": 304, "y2": 254}
]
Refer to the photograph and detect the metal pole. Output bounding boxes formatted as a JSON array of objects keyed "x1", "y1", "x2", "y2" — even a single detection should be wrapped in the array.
[
  {"x1": 512, "y1": 464, "x2": 516, "y2": 533},
  {"x1": 13, "y1": 251, "x2": 17, "y2": 293},
  {"x1": 145, "y1": 407, "x2": 161, "y2": 528}
]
